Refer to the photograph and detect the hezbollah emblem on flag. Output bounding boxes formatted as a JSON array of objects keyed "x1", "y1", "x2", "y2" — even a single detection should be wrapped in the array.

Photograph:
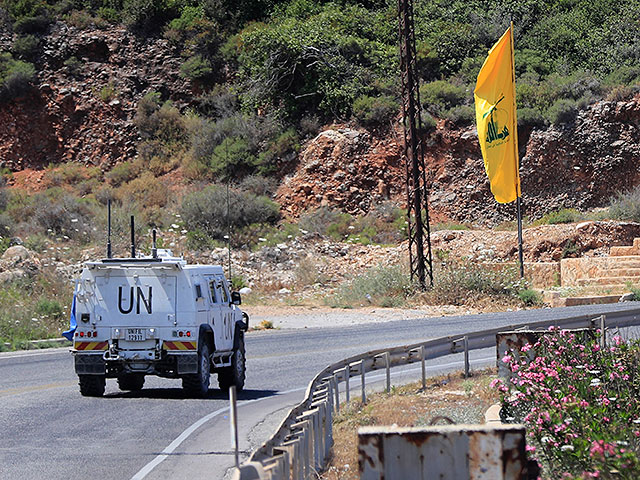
[
  {"x1": 474, "y1": 25, "x2": 520, "y2": 204},
  {"x1": 484, "y1": 96, "x2": 510, "y2": 147}
]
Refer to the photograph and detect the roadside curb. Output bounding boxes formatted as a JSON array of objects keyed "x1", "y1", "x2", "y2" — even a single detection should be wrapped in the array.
[{"x1": 2, "y1": 338, "x2": 72, "y2": 351}]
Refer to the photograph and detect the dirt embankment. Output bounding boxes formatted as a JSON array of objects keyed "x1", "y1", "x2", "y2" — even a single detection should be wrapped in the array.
[{"x1": 277, "y1": 98, "x2": 640, "y2": 225}]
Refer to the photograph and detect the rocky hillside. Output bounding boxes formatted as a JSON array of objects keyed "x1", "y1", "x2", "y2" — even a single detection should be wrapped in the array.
[
  {"x1": 0, "y1": 22, "x2": 189, "y2": 170},
  {"x1": 1, "y1": 22, "x2": 640, "y2": 225},
  {"x1": 277, "y1": 97, "x2": 640, "y2": 224}
]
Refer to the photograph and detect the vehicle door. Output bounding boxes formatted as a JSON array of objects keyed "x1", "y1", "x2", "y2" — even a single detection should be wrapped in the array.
[
  {"x1": 193, "y1": 276, "x2": 208, "y2": 327},
  {"x1": 204, "y1": 275, "x2": 225, "y2": 349},
  {"x1": 214, "y1": 276, "x2": 234, "y2": 351}
]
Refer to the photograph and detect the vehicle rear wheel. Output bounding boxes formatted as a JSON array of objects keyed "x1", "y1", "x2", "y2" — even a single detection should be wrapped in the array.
[
  {"x1": 182, "y1": 341, "x2": 211, "y2": 397},
  {"x1": 78, "y1": 375, "x2": 106, "y2": 397},
  {"x1": 117, "y1": 373, "x2": 145, "y2": 391},
  {"x1": 218, "y1": 333, "x2": 245, "y2": 392}
]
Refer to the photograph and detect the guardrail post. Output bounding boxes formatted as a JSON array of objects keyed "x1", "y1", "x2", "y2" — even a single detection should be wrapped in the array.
[
  {"x1": 420, "y1": 345, "x2": 426, "y2": 389},
  {"x1": 383, "y1": 352, "x2": 391, "y2": 393},
  {"x1": 600, "y1": 315, "x2": 606, "y2": 349},
  {"x1": 332, "y1": 374, "x2": 340, "y2": 413},
  {"x1": 463, "y1": 335, "x2": 470, "y2": 378},
  {"x1": 345, "y1": 366, "x2": 350, "y2": 403},
  {"x1": 272, "y1": 448, "x2": 290, "y2": 479},
  {"x1": 360, "y1": 360, "x2": 366, "y2": 404}
]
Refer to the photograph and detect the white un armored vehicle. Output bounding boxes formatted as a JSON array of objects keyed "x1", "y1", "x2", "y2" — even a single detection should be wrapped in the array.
[{"x1": 70, "y1": 213, "x2": 248, "y2": 397}]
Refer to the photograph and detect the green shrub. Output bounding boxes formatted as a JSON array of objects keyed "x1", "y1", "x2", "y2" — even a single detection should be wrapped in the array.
[
  {"x1": 135, "y1": 94, "x2": 186, "y2": 142},
  {"x1": 14, "y1": 14, "x2": 51, "y2": 34},
  {"x1": 420, "y1": 80, "x2": 468, "y2": 117},
  {"x1": 180, "y1": 54, "x2": 213, "y2": 82},
  {"x1": 24, "y1": 233, "x2": 47, "y2": 252},
  {"x1": 518, "y1": 288, "x2": 542, "y2": 306},
  {"x1": 230, "y1": 275, "x2": 246, "y2": 290},
  {"x1": 352, "y1": 94, "x2": 398, "y2": 128},
  {"x1": 239, "y1": 175, "x2": 278, "y2": 197},
  {"x1": 443, "y1": 105, "x2": 474, "y2": 126},
  {"x1": 299, "y1": 206, "x2": 349, "y2": 237},
  {"x1": 532, "y1": 208, "x2": 583, "y2": 226},
  {"x1": 609, "y1": 186, "x2": 640, "y2": 222},
  {"x1": 11, "y1": 34, "x2": 39, "y2": 60},
  {"x1": 561, "y1": 240, "x2": 580, "y2": 258},
  {"x1": 327, "y1": 265, "x2": 414, "y2": 308},
  {"x1": 123, "y1": 0, "x2": 168, "y2": 31},
  {"x1": 517, "y1": 107, "x2": 546, "y2": 128},
  {"x1": 428, "y1": 261, "x2": 524, "y2": 305},
  {"x1": 63, "y1": 56, "x2": 84, "y2": 77},
  {"x1": 116, "y1": 172, "x2": 169, "y2": 210},
  {"x1": 180, "y1": 184, "x2": 280, "y2": 240},
  {"x1": 106, "y1": 161, "x2": 140, "y2": 187},
  {"x1": 35, "y1": 298, "x2": 63, "y2": 319},
  {"x1": 0, "y1": 53, "x2": 36, "y2": 100},
  {"x1": 168, "y1": 5, "x2": 205, "y2": 31},
  {"x1": 256, "y1": 128, "x2": 300, "y2": 174},
  {"x1": 185, "y1": 228, "x2": 218, "y2": 251},
  {"x1": 0, "y1": 212, "x2": 12, "y2": 237},
  {"x1": 209, "y1": 137, "x2": 256, "y2": 178},
  {"x1": 96, "y1": 82, "x2": 117, "y2": 103},
  {"x1": 96, "y1": 7, "x2": 120, "y2": 23},
  {"x1": 606, "y1": 85, "x2": 636, "y2": 102},
  {"x1": 546, "y1": 98, "x2": 578, "y2": 125}
]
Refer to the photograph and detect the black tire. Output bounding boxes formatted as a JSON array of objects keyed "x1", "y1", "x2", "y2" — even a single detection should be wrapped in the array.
[
  {"x1": 117, "y1": 373, "x2": 145, "y2": 391},
  {"x1": 182, "y1": 341, "x2": 211, "y2": 397},
  {"x1": 218, "y1": 332, "x2": 246, "y2": 392},
  {"x1": 78, "y1": 375, "x2": 106, "y2": 397}
]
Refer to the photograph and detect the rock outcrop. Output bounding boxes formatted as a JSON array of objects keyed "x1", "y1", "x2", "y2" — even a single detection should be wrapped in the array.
[{"x1": 0, "y1": 22, "x2": 191, "y2": 170}]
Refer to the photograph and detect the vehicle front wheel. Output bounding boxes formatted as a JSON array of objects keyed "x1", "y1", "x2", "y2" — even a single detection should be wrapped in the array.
[
  {"x1": 78, "y1": 375, "x2": 106, "y2": 397},
  {"x1": 182, "y1": 341, "x2": 211, "y2": 397},
  {"x1": 117, "y1": 373, "x2": 145, "y2": 391},
  {"x1": 218, "y1": 333, "x2": 245, "y2": 392}
]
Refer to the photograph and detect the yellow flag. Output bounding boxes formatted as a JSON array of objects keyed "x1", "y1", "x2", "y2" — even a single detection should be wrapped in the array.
[{"x1": 474, "y1": 24, "x2": 521, "y2": 204}]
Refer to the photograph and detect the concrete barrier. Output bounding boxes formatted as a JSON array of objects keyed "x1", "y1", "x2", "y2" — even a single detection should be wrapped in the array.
[{"x1": 358, "y1": 424, "x2": 528, "y2": 480}]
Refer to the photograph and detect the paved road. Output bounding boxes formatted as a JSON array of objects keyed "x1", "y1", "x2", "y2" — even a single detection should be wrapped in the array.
[{"x1": 2, "y1": 302, "x2": 639, "y2": 480}]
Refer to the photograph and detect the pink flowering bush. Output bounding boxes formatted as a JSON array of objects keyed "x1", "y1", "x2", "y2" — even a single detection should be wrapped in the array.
[{"x1": 495, "y1": 328, "x2": 640, "y2": 479}]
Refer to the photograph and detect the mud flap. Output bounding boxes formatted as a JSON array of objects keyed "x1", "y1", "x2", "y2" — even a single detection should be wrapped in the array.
[
  {"x1": 74, "y1": 354, "x2": 106, "y2": 375},
  {"x1": 176, "y1": 353, "x2": 199, "y2": 374}
]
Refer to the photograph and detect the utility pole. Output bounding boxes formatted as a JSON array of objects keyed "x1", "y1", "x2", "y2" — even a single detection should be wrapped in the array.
[{"x1": 398, "y1": 0, "x2": 434, "y2": 289}]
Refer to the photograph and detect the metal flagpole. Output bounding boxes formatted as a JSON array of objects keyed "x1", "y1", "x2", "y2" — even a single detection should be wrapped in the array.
[{"x1": 510, "y1": 21, "x2": 524, "y2": 278}]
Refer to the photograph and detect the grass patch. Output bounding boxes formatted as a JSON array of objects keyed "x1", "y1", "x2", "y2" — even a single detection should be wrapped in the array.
[
  {"x1": 531, "y1": 208, "x2": 584, "y2": 226},
  {"x1": 325, "y1": 265, "x2": 414, "y2": 308},
  {"x1": 322, "y1": 370, "x2": 499, "y2": 480},
  {"x1": 0, "y1": 269, "x2": 72, "y2": 349},
  {"x1": 426, "y1": 260, "x2": 526, "y2": 306}
]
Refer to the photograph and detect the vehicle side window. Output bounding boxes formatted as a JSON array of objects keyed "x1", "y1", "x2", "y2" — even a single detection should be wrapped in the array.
[
  {"x1": 195, "y1": 284, "x2": 203, "y2": 299},
  {"x1": 208, "y1": 280, "x2": 218, "y2": 303},
  {"x1": 218, "y1": 282, "x2": 229, "y2": 303}
]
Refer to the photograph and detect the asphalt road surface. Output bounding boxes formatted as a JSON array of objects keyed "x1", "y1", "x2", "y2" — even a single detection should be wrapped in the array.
[{"x1": 2, "y1": 302, "x2": 639, "y2": 480}]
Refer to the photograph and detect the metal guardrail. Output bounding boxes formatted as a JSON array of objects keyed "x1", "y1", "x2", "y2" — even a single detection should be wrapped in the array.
[{"x1": 234, "y1": 307, "x2": 640, "y2": 480}]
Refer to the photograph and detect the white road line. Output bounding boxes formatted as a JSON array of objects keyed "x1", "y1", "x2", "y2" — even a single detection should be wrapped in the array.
[
  {"x1": 130, "y1": 354, "x2": 495, "y2": 479},
  {"x1": 130, "y1": 387, "x2": 306, "y2": 480}
]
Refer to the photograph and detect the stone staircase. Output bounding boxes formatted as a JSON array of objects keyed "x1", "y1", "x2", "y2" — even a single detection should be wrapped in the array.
[{"x1": 561, "y1": 238, "x2": 640, "y2": 289}]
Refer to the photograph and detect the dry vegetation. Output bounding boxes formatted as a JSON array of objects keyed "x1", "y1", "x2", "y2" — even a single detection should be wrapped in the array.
[{"x1": 320, "y1": 369, "x2": 499, "y2": 480}]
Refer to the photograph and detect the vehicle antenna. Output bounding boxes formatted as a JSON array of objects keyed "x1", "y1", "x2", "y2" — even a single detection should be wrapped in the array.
[
  {"x1": 130, "y1": 215, "x2": 136, "y2": 258},
  {"x1": 226, "y1": 168, "x2": 232, "y2": 280},
  {"x1": 107, "y1": 199, "x2": 112, "y2": 259},
  {"x1": 152, "y1": 228, "x2": 157, "y2": 259}
]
